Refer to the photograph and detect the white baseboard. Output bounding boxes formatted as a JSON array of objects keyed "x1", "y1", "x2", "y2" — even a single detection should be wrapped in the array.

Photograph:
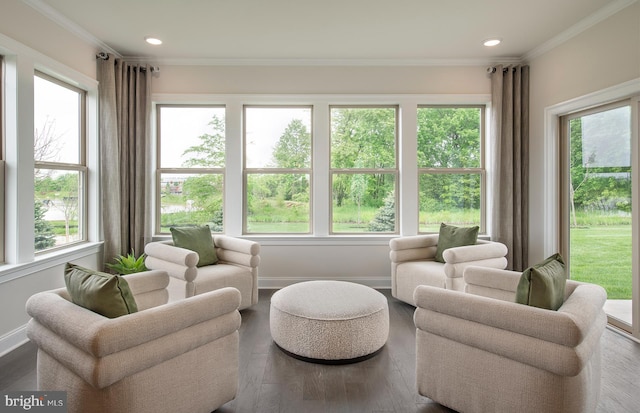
[
  {"x1": 0, "y1": 325, "x2": 29, "y2": 358},
  {"x1": 258, "y1": 276, "x2": 391, "y2": 289}
]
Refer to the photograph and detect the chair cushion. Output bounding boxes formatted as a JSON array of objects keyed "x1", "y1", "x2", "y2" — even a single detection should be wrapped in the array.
[
  {"x1": 170, "y1": 225, "x2": 218, "y2": 267},
  {"x1": 515, "y1": 253, "x2": 567, "y2": 310},
  {"x1": 64, "y1": 263, "x2": 138, "y2": 318},
  {"x1": 435, "y1": 223, "x2": 479, "y2": 263}
]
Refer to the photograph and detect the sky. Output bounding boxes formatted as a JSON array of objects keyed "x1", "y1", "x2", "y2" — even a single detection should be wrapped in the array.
[{"x1": 159, "y1": 105, "x2": 311, "y2": 169}]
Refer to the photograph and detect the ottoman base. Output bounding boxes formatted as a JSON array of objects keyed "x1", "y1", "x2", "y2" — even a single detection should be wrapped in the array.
[{"x1": 274, "y1": 342, "x2": 384, "y2": 365}]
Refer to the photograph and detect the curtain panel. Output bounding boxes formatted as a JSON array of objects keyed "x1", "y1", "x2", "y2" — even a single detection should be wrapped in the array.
[
  {"x1": 97, "y1": 55, "x2": 152, "y2": 265},
  {"x1": 490, "y1": 64, "x2": 530, "y2": 271}
]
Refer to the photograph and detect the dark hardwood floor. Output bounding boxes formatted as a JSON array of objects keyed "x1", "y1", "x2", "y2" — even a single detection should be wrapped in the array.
[{"x1": 2, "y1": 289, "x2": 640, "y2": 412}]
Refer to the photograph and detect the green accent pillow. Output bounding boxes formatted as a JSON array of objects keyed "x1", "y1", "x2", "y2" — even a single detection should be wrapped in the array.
[
  {"x1": 515, "y1": 253, "x2": 567, "y2": 311},
  {"x1": 64, "y1": 263, "x2": 138, "y2": 318},
  {"x1": 170, "y1": 225, "x2": 218, "y2": 267},
  {"x1": 435, "y1": 223, "x2": 479, "y2": 263}
]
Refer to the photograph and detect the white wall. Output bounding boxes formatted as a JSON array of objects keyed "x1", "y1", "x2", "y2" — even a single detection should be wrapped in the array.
[
  {"x1": 0, "y1": 0, "x2": 102, "y2": 355},
  {"x1": 527, "y1": 1, "x2": 640, "y2": 263}
]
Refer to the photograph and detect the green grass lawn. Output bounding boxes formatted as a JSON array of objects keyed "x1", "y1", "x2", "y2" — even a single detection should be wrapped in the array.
[{"x1": 570, "y1": 224, "x2": 632, "y2": 299}]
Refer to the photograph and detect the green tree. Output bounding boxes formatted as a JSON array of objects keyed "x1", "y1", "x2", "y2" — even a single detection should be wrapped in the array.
[
  {"x1": 272, "y1": 119, "x2": 311, "y2": 169},
  {"x1": 417, "y1": 107, "x2": 480, "y2": 168},
  {"x1": 351, "y1": 173, "x2": 367, "y2": 224},
  {"x1": 55, "y1": 173, "x2": 79, "y2": 242},
  {"x1": 270, "y1": 119, "x2": 311, "y2": 201},
  {"x1": 569, "y1": 114, "x2": 632, "y2": 226},
  {"x1": 331, "y1": 108, "x2": 396, "y2": 208},
  {"x1": 181, "y1": 116, "x2": 225, "y2": 168},
  {"x1": 369, "y1": 192, "x2": 396, "y2": 232},
  {"x1": 417, "y1": 108, "x2": 482, "y2": 211},
  {"x1": 178, "y1": 115, "x2": 225, "y2": 229},
  {"x1": 34, "y1": 201, "x2": 56, "y2": 250}
]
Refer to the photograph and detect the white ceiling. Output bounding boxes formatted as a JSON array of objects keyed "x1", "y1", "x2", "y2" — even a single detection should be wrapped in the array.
[{"x1": 28, "y1": 0, "x2": 634, "y2": 65}]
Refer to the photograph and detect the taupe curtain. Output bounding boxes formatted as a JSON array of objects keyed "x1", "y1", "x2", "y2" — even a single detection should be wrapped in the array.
[
  {"x1": 490, "y1": 64, "x2": 529, "y2": 271},
  {"x1": 97, "y1": 55, "x2": 152, "y2": 265}
]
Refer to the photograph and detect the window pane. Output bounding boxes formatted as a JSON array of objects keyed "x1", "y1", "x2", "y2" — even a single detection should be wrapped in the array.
[
  {"x1": 34, "y1": 76, "x2": 81, "y2": 164},
  {"x1": 330, "y1": 107, "x2": 396, "y2": 169},
  {"x1": 34, "y1": 169, "x2": 82, "y2": 250},
  {"x1": 245, "y1": 107, "x2": 312, "y2": 169},
  {"x1": 159, "y1": 173, "x2": 224, "y2": 232},
  {"x1": 246, "y1": 173, "x2": 310, "y2": 233},
  {"x1": 159, "y1": 106, "x2": 225, "y2": 168},
  {"x1": 417, "y1": 107, "x2": 481, "y2": 168},
  {"x1": 332, "y1": 173, "x2": 396, "y2": 233},
  {"x1": 567, "y1": 106, "x2": 632, "y2": 324},
  {"x1": 419, "y1": 173, "x2": 481, "y2": 232}
]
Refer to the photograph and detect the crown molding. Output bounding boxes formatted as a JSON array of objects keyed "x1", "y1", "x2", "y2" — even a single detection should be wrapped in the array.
[
  {"x1": 21, "y1": 0, "x2": 121, "y2": 58},
  {"x1": 523, "y1": 0, "x2": 638, "y2": 61}
]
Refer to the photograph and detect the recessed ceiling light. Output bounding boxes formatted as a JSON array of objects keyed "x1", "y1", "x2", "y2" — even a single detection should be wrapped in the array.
[
  {"x1": 145, "y1": 36, "x2": 163, "y2": 45},
  {"x1": 483, "y1": 38, "x2": 501, "y2": 47}
]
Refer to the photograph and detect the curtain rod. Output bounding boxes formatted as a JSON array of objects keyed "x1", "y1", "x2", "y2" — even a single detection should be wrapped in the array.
[
  {"x1": 487, "y1": 66, "x2": 525, "y2": 74},
  {"x1": 96, "y1": 52, "x2": 160, "y2": 73}
]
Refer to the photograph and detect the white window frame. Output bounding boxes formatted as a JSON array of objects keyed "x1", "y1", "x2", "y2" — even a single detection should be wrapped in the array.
[
  {"x1": 416, "y1": 104, "x2": 487, "y2": 234},
  {"x1": 151, "y1": 94, "x2": 491, "y2": 242},
  {"x1": 155, "y1": 104, "x2": 226, "y2": 234},
  {"x1": 329, "y1": 104, "x2": 399, "y2": 235},
  {"x1": 243, "y1": 104, "x2": 314, "y2": 235},
  {"x1": 33, "y1": 71, "x2": 87, "y2": 253}
]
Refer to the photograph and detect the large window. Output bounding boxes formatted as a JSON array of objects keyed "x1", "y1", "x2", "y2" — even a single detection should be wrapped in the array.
[
  {"x1": 561, "y1": 101, "x2": 635, "y2": 330},
  {"x1": 156, "y1": 105, "x2": 226, "y2": 233},
  {"x1": 330, "y1": 106, "x2": 398, "y2": 234},
  {"x1": 152, "y1": 99, "x2": 489, "y2": 238},
  {"x1": 33, "y1": 73, "x2": 86, "y2": 251},
  {"x1": 417, "y1": 106, "x2": 485, "y2": 232},
  {"x1": 244, "y1": 106, "x2": 312, "y2": 234}
]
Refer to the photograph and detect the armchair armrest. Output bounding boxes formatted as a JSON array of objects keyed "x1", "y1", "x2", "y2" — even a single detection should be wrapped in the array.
[
  {"x1": 213, "y1": 235, "x2": 260, "y2": 268},
  {"x1": 125, "y1": 269, "x2": 170, "y2": 294},
  {"x1": 26, "y1": 287, "x2": 241, "y2": 388},
  {"x1": 413, "y1": 284, "x2": 606, "y2": 376},
  {"x1": 442, "y1": 241, "x2": 508, "y2": 288},
  {"x1": 124, "y1": 269, "x2": 170, "y2": 310},
  {"x1": 145, "y1": 241, "x2": 198, "y2": 282},
  {"x1": 389, "y1": 234, "x2": 438, "y2": 263},
  {"x1": 442, "y1": 240, "x2": 508, "y2": 263},
  {"x1": 463, "y1": 266, "x2": 521, "y2": 301}
]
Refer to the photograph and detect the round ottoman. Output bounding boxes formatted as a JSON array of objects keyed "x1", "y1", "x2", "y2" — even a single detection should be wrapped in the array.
[{"x1": 270, "y1": 280, "x2": 389, "y2": 364}]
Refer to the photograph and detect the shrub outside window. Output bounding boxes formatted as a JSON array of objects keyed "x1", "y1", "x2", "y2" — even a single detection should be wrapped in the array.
[
  {"x1": 33, "y1": 73, "x2": 87, "y2": 251},
  {"x1": 156, "y1": 105, "x2": 225, "y2": 233},
  {"x1": 244, "y1": 106, "x2": 312, "y2": 234},
  {"x1": 417, "y1": 106, "x2": 485, "y2": 232},
  {"x1": 330, "y1": 106, "x2": 398, "y2": 234}
]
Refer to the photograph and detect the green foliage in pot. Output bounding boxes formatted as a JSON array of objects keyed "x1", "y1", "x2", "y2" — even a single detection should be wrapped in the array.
[{"x1": 106, "y1": 250, "x2": 148, "y2": 275}]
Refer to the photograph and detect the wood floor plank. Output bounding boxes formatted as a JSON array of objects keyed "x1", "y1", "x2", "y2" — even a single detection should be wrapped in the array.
[{"x1": 2, "y1": 289, "x2": 640, "y2": 412}]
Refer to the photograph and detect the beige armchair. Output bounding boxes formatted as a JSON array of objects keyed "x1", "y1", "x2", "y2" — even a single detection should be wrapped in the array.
[
  {"x1": 145, "y1": 235, "x2": 260, "y2": 309},
  {"x1": 414, "y1": 266, "x2": 607, "y2": 413},
  {"x1": 389, "y1": 234, "x2": 508, "y2": 305},
  {"x1": 26, "y1": 270, "x2": 241, "y2": 413}
]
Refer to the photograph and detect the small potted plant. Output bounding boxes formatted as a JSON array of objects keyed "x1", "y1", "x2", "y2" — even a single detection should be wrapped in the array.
[{"x1": 106, "y1": 250, "x2": 148, "y2": 275}]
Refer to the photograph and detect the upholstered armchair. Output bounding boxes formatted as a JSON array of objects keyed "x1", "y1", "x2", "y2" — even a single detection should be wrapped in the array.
[
  {"x1": 389, "y1": 234, "x2": 508, "y2": 305},
  {"x1": 144, "y1": 235, "x2": 260, "y2": 310},
  {"x1": 413, "y1": 266, "x2": 607, "y2": 413},
  {"x1": 26, "y1": 270, "x2": 241, "y2": 413}
]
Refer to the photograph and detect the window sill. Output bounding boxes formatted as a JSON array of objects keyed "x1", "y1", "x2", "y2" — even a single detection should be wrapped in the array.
[{"x1": 0, "y1": 241, "x2": 103, "y2": 285}]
